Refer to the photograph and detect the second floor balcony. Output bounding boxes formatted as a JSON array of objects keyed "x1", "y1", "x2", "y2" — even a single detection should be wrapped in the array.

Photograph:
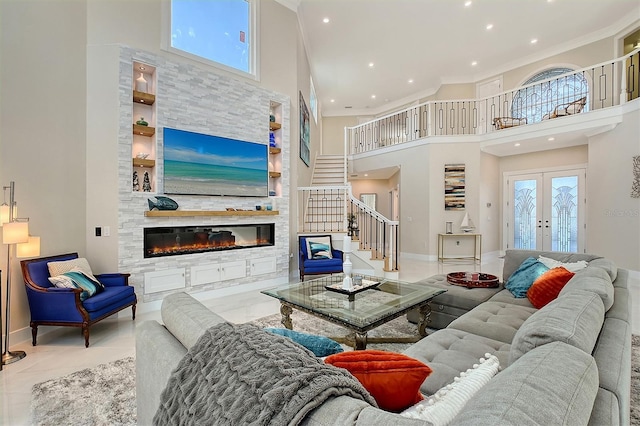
[{"x1": 347, "y1": 49, "x2": 639, "y2": 157}]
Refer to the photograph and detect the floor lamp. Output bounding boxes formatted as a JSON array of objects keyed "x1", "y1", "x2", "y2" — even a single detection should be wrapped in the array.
[{"x1": 1, "y1": 181, "x2": 40, "y2": 366}]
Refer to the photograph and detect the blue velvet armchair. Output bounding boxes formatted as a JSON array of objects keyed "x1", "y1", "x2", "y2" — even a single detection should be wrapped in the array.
[
  {"x1": 298, "y1": 235, "x2": 344, "y2": 281},
  {"x1": 20, "y1": 252, "x2": 137, "y2": 347}
]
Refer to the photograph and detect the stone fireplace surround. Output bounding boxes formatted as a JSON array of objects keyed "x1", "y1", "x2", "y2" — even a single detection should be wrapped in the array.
[{"x1": 117, "y1": 47, "x2": 291, "y2": 302}]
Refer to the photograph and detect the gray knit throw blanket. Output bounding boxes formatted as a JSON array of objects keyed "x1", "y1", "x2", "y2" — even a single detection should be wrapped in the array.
[{"x1": 153, "y1": 322, "x2": 377, "y2": 425}]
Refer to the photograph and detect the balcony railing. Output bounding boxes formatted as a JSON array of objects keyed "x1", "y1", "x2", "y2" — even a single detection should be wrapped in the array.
[{"x1": 347, "y1": 49, "x2": 639, "y2": 155}]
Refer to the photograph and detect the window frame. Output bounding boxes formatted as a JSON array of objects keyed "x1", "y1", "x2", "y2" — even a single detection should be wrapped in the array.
[
  {"x1": 309, "y1": 76, "x2": 318, "y2": 124},
  {"x1": 161, "y1": 0, "x2": 260, "y2": 81}
]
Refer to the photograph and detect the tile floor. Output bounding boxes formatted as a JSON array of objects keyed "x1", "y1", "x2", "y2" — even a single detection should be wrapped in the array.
[{"x1": 0, "y1": 256, "x2": 637, "y2": 425}]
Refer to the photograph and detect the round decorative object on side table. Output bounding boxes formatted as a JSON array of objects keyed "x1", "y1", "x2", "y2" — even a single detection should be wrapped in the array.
[{"x1": 446, "y1": 272, "x2": 499, "y2": 289}]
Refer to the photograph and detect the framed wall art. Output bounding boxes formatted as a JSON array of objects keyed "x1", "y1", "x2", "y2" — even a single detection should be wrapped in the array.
[
  {"x1": 299, "y1": 91, "x2": 310, "y2": 167},
  {"x1": 444, "y1": 163, "x2": 465, "y2": 210}
]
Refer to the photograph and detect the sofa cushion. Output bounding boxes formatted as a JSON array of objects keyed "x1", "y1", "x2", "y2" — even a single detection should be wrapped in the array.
[
  {"x1": 306, "y1": 236, "x2": 333, "y2": 259},
  {"x1": 47, "y1": 257, "x2": 100, "y2": 283},
  {"x1": 526, "y1": 266, "x2": 575, "y2": 309},
  {"x1": 452, "y1": 342, "x2": 599, "y2": 426},
  {"x1": 504, "y1": 257, "x2": 549, "y2": 298},
  {"x1": 402, "y1": 328, "x2": 511, "y2": 396},
  {"x1": 161, "y1": 292, "x2": 226, "y2": 350},
  {"x1": 488, "y1": 289, "x2": 536, "y2": 308},
  {"x1": 502, "y1": 249, "x2": 602, "y2": 283},
  {"x1": 265, "y1": 328, "x2": 343, "y2": 357},
  {"x1": 537, "y1": 255, "x2": 588, "y2": 272},
  {"x1": 588, "y1": 257, "x2": 618, "y2": 281},
  {"x1": 509, "y1": 289, "x2": 605, "y2": 364},
  {"x1": 400, "y1": 354, "x2": 500, "y2": 425},
  {"x1": 413, "y1": 275, "x2": 502, "y2": 311},
  {"x1": 325, "y1": 350, "x2": 432, "y2": 412},
  {"x1": 447, "y1": 301, "x2": 538, "y2": 344},
  {"x1": 560, "y1": 266, "x2": 614, "y2": 311}
]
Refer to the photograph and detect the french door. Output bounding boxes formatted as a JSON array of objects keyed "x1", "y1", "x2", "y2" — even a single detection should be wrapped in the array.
[{"x1": 505, "y1": 168, "x2": 586, "y2": 253}]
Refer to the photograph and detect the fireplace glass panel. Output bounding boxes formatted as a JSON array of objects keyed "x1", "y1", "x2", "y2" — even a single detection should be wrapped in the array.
[{"x1": 144, "y1": 223, "x2": 274, "y2": 258}]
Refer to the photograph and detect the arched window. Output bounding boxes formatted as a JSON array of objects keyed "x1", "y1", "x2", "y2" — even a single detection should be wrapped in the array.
[{"x1": 511, "y1": 68, "x2": 589, "y2": 123}]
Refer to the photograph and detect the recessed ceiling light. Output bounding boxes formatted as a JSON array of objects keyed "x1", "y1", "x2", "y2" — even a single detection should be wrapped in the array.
[
  {"x1": 548, "y1": 137, "x2": 555, "y2": 141},
  {"x1": 408, "y1": 79, "x2": 414, "y2": 83},
  {"x1": 471, "y1": 61, "x2": 478, "y2": 66},
  {"x1": 371, "y1": 95, "x2": 376, "y2": 99},
  {"x1": 486, "y1": 24, "x2": 493, "y2": 30},
  {"x1": 514, "y1": 143, "x2": 521, "y2": 147},
  {"x1": 364, "y1": 174, "x2": 369, "y2": 177},
  {"x1": 139, "y1": 66, "x2": 146, "y2": 70},
  {"x1": 330, "y1": 99, "x2": 335, "y2": 103},
  {"x1": 368, "y1": 62, "x2": 374, "y2": 68},
  {"x1": 464, "y1": 1, "x2": 472, "y2": 6},
  {"x1": 322, "y1": 17, "x2": 330, "y2": 23},
  {"x1": 531, "y1": 38, "x2": 538, "y2": 44}
]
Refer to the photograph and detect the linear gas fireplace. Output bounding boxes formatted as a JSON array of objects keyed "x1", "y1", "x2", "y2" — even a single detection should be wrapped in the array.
[{"x1": 144, "y1": 223, "x2": 275, "y2": 258}]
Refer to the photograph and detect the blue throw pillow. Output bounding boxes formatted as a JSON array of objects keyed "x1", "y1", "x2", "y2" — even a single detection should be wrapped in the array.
[
  {"x1": 265, "y1": 328, "x2": 343, "y2": 357},
  {"x1": 505, "y1": 257, "x2": 549, "y2": 298}
]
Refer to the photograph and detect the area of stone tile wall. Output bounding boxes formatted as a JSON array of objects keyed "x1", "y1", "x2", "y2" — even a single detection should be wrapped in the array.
[{"x1": 118, "y1": 47, "x2": 290, "y2": 302}]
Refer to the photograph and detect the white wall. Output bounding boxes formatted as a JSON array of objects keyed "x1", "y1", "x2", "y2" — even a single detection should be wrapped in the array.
[
  {"x1": 587, "y1": 106, "x2": 640, "y2": 270},
  {"x1": 1, "y1": 0, "x2": 88, "y2": 334}
]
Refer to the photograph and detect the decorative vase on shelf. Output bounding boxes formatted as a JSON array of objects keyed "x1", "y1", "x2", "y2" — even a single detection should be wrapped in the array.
[
  {"x1": 270, "y1": 114, "x2": 276, "y2": 122},
  {"x1": 135, "y1": 73, "x2": 148, "y2": 93},
  {"x1": 136, "y1": 117, "x2": 148, "y2": 126},
  {"x1": 143, "y1": 172, "x2": 152, "y2": 192}
]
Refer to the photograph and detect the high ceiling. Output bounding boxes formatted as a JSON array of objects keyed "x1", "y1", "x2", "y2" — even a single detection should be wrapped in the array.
[{"x1": 293, "y1": 0, "x2": 640, "y2": 116}]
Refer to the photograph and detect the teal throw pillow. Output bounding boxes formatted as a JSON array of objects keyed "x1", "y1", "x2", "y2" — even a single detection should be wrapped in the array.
[
  {"x1": 265, "y1": 328, "x2": 343, "y2": 357},
  {"x1": 505, "y1": 257, "x2": 549, "y2": 298}
]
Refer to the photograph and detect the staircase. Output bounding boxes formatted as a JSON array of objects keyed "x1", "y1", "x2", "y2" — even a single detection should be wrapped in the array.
[
  {"x1": 311, "y1": 154, "x2": 346, "y2": 186},
  {"x1": 299, "y1": 154, "x2": 399, "y2": 278}
]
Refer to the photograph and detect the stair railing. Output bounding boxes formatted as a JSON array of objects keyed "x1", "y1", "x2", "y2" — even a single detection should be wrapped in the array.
[
  {"x1": 348, "y1": 195, "x2": 399, "y2": 271},
  {"x1": 297, "y1": 185, "x2": 399, "y2": 271}
]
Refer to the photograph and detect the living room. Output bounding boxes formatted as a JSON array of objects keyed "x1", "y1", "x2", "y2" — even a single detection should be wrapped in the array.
[{"x1": 1, "y1": 0, "x2": 639, "y2": 423}]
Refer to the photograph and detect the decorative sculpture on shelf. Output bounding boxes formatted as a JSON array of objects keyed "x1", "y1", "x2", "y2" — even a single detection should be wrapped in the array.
[
  {"x1": 143, "y1": 172, "x2": 151, "y2": 192},
  {"x1": 148, "y1": 196, "x2": 179, "y2": 211},
  {"x1": 136, "y1": 117, "x2": 148, "y2": 126},
  {"x1": 132, "y1": 171, "x2": 140, "y2": 192},
  {"x1": 460, "y1": 212, "x2": 475, "y2": 233}
]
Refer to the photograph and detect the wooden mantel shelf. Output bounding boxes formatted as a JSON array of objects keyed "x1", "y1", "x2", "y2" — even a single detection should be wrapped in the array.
[{"x1": 145, "y1": 210, "x2": 279, "y2": 217}]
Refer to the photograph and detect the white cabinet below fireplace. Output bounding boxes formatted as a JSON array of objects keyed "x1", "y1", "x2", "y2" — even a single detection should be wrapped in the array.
[
  {"x1": 191, "y1": 260, "x2": 247, "y2": 286},
  {"x1": 144, "y1": 268, "x2": 186, "y2": 294},
  {"x1": 250, "y1": 256, "x2": 277, "y2": 276}
]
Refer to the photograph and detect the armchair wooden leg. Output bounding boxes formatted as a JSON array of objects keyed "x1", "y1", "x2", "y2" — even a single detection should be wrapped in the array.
[
  {"x1": 83, "y1": 324, "x2": 90, "y2": 348},
  {"x1": 132, "y1": 304, "x2": 136, "y2": 320},
  {"x1": 31, "y1": 324, "x2": 38, "y2": 346}
]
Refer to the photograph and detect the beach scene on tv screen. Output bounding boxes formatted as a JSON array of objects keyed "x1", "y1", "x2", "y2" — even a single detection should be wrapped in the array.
[{"x1": 163, "y1": 128, "x2": 268, "y2": 197}]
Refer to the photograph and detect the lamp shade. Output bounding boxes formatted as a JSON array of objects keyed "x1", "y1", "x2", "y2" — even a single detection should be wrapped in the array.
[
  {"x1": 0, "y1": 204, "x2": 9, "y2": 224},
  {"x1": 17, "y1": 235, "x2": 41, "y2": 258},
  {"x1": 2, "y1": 221, "x2": 29, "y2": 244}
]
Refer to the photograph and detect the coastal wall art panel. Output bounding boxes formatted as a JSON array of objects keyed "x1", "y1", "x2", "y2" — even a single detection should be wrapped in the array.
[
  {"x1": 444, "y1": 163, "x2": 465, "y2": 210},
  {"x1": 299, "y1": 91, "x2": 310, "y2": 167}
]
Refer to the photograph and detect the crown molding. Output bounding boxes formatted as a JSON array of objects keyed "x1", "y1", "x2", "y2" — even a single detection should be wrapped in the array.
[{"x1": 273, "y1": 0, "x2": 299, "y2": 12}]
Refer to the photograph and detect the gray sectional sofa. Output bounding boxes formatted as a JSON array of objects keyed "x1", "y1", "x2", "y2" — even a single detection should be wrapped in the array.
[{"x1": 136, "y1": 249, "x2": 632, "y2": 425}]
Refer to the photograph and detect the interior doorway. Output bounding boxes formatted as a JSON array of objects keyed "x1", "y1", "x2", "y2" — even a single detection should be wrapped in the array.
[{"x1": 504, "y1": 167, "x2": 586, "y2": 253}]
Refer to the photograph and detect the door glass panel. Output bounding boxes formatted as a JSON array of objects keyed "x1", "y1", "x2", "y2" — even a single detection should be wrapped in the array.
[
  {"x1": 514, "y1": 179, "x2": 537, "y2": 249},
  {"x1": 550, "y1": 176, "x2": 578, "y2": 252}
]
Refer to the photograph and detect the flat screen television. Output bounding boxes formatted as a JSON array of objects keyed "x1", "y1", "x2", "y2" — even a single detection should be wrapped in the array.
[{"x1": 163, "y1": 127, "x2": 269, "y2": 197}]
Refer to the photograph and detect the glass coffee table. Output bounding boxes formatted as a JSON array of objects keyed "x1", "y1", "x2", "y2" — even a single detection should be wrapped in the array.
[{"x1": 261, "y1": 274, "x2": 446, "y2": 350}]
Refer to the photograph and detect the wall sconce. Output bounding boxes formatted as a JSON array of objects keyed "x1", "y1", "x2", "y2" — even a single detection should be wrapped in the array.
[{"x1": 1, "y1": 181, "x2": 40, "y2": 366}]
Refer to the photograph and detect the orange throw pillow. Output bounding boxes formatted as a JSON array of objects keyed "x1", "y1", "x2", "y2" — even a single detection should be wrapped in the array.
[
  {"x1": 527, "y1": 266, "x2": 575, "y2": 309},
  {"x1": 324, "y1": 350, "x2": 432, "y2": 412}
]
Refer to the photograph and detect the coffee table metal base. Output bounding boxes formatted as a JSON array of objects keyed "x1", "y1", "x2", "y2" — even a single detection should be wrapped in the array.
[{"x1": 278, "y1": 300, "x2": 433, "y2": 350}]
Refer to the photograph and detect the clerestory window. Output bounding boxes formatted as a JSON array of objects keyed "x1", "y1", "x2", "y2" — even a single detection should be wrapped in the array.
[
  {"x1": 511, "y1": 68, "x2": 589, "y2": 123},
  {"x1": 165, "y1": 0, "x2": 257, "y2": 77}
]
